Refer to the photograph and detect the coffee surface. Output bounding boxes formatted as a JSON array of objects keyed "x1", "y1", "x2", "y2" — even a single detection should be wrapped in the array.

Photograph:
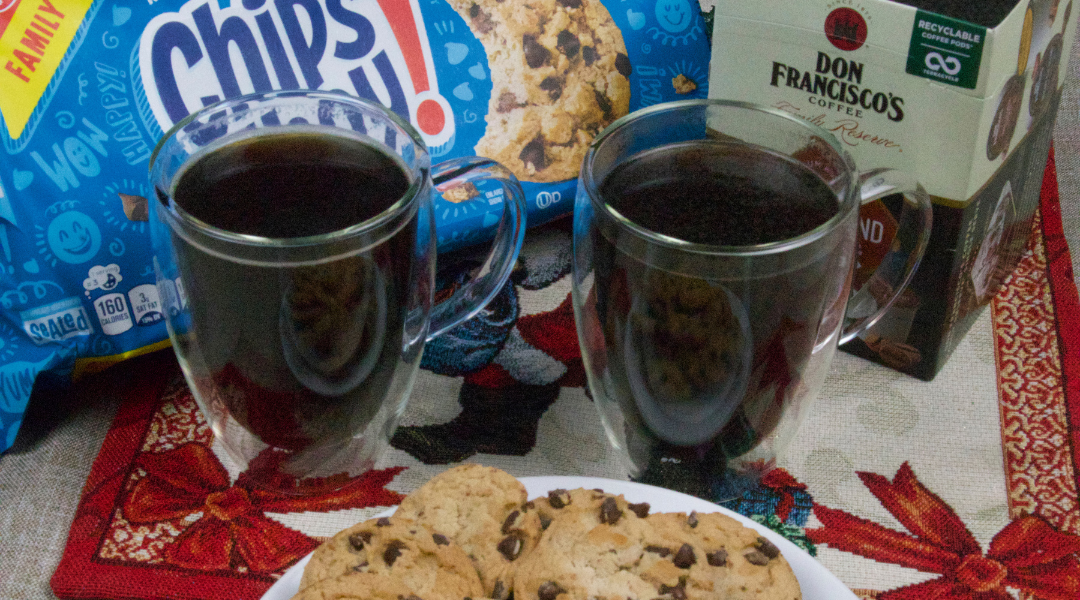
[
  {"x1": 173, "y1": 130, "x2": 411, "y2": 238},
  {"x1": 599, "y1": 140, "x2": 838, "y2": 246}
]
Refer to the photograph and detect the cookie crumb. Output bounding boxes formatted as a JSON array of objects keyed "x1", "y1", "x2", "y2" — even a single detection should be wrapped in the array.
[
  {"x1": 672, "y1": 74, "x2": 697, "y2": 94},
  {"x1": 441, "y1": 182, "x2": 480, "y2": 204},
  {"x1": 119, "y1": 193, "x2": 149, "y2": 221}
]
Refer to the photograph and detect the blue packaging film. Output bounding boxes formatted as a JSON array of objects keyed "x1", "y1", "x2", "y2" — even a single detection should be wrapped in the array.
[{"x1": 0, "y1": 0, "x2": 711, "y2": 451}]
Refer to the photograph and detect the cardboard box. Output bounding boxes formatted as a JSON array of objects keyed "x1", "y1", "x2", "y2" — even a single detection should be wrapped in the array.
[{"x1": 706, "y1": 0, "x2": 1076, "y2": 379}]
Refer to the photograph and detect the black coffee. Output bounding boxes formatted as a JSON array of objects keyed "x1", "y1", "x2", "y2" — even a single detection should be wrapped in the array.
[
  {"x1": 591, "y1": 140, "x2": 848, "y2": 499},
  {"x1": 167, "y1": 129, "x2": 418, "y2": 465},
  {"x1": 600, "y1": 141, "x2": 838, "y2": 246},
  {"x1": 173, "y1": 130, "x2": 410, "y2": 238}
]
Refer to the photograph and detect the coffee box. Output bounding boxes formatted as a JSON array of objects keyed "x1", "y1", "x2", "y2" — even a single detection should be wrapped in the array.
[{"x1": 706, "y1": 0, "x2": 1076, "y2": 379}]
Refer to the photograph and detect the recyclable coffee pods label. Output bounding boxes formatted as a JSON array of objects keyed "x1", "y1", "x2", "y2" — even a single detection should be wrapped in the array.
[{"x1": 0, "y1": 0, "x2": 711, "y2": 451}]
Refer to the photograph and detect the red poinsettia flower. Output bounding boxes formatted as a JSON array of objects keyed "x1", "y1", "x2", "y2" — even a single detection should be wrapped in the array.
[
  {"x1": 123, "y1": 443, "x2": 404, "y2": 573},
  {"x1": 807, "y1": 462, "x2": 1080, "y2": 599},
  {"x1": 760, "y1": 467, "x2": 807, "y2": 523}
]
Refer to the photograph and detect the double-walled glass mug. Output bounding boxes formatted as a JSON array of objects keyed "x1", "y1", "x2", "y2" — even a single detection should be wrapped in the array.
[
  {"x1": 571, "y1": 99, "x2": 932, "y2": 500},
  {"x1": 149, "y1": 91, "x2": 526, "y2": 493}
]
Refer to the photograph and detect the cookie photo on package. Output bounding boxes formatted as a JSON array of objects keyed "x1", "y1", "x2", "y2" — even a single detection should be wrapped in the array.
[{"x1": 0, "y1": 0, "x2": 712, "y2": 451}]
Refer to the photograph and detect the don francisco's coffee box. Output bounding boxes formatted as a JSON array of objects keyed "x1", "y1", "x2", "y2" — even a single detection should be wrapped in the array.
[{"x1": 705, "y1": 0, "x2": 1076, "y2": 379}]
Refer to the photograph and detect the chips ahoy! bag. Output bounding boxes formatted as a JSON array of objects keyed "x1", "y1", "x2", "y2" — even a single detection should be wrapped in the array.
[{"x1": 0, "y1": 0, "x2": 712, "y2": 450}]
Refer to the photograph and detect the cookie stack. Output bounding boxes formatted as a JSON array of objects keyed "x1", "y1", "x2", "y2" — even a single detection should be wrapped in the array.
[{"x1": 292, "y1": 465, "x2": 802, "y2": 600}]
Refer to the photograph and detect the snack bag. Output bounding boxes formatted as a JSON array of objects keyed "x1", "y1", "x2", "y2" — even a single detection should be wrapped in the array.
[{"x1": 0, "y1": 0, "x2": 712, "y2": 450}]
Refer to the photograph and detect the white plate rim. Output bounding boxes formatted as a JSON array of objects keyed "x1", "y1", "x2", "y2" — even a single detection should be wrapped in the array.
[{"x1": 262, "y1": 475, "x2": 856, "y2": 600}]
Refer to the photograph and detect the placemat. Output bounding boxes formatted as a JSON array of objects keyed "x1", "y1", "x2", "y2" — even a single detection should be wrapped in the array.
[{"x1": 50, "y1": 153, "x2": 1080, "y2": 600}]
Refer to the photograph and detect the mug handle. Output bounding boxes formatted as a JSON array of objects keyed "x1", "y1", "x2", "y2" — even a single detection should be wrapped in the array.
[
  {"x1": 839, "y1": 168, "x2": 933, "y2": 344},
  {"x1": 426, "y1": 157, "x2": 528, "y2": 340}
]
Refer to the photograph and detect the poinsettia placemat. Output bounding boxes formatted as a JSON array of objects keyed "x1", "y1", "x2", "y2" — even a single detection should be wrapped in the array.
[{"x1": 50, "y1": 153, "x2": 1080, "y2": 600}]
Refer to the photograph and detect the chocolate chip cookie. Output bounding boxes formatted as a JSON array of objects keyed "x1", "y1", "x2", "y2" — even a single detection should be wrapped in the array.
[
  {"x1": 448, "y1": 0, "x2": 631, "y2": 182},
  {"x1": 298, "y1": 515, "x2": 484, "y2": 599},
  {"x1": 395, "y1": 464, "x2": 544, "y2": 599},
  {"x1": 518, "y1": 491, "x2": 801, "y2": 600},
  {"x1": 513, "y1": 489, "x2": 673, "y2": 600},
  {"x1": 643, "y1": 511, "x2": 802, "y2": 600}
]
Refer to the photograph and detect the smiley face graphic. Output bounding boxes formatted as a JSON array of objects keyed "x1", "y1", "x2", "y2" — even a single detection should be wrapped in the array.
[
  {"x1": 47, "y1": 211, "x2": 102, "y2": 264},
  {"x1": 655, "y1": 0, "x2": 692, "y2": 33}
]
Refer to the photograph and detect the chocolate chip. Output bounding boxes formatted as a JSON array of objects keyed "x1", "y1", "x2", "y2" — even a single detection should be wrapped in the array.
[
  {"x1": 492, "y1": 581, "x2": 510, "y2": 600},
  {"x1": 645, "y1": 545, "x2": 672, "y2": 557},
  {"x1": 432, "y1": 533, "x2": 449, "y2": 546},
  {"x1": 539, "y1": 513, "x2": 553, "y2": 530},
  {"x1": 468, "y1": 4, "x2": 495, "y2": 34},
  {"x1": 615, "y1": 53, "x2": 631, "y2": 78},
  {"x1": 628, "y1": 502, "x2": 650, "y2": 518},
  {"x1": 547, "y1": 489, "x2": 571, "y2": 509},
  {"x1": 686, "y1": 512, "x2": 699, "y2": 528},
  {"x1": 538, "y1": 581, "x2": 566, "y2": 600},
  {"x1": 523, "y1": 35, "x2": 550, "y2": 69},
  {"x1": 348, "y1": 532, "x2": 371, "y2": 550},
  {"x1": 557, "y1": 0, "x2": 581, "y2": 7},
  {"x1": 744, "y1": 550, "x2": 770, "y2": 566},
  {"x1": 599, "y1": 497, "x2": 623, "y2": 524},
  {"x1": 557, "y1": 30, "x2": 580, "y2": 59},
  {"x1": 658, "y1": 582, "x2": 686, "y2": 600},
  {"x1": 526, "y1": 501, "x2": 536, "y2": 510},
  {"x1": 673, "y1": 544, "x2": 696, "y2": 569},
  {"x1": 502, "y1": 510, "x2": 521, "y2": 534},
  {"x1": 377, "y1": 517, "x2": 391, "y2": 527},
  {"x1": 497, "y1": 531, "x2": 526, "y2": 561},
  {"x1": 384, "y1": 540, "x2": 407, "y2": 566},
  {"x1": 497, "y1": 92, "x2": 522, "y2": 113},
  {"x1": 706, "y1": 549, "x2": 728, "y2": 566},
  {"x1": 540, "y1": 77, "x2": 563, "y2": 101},
  {"x1": 756, "y1": 537, "x2": 780, "y2": 559},
  {"x1": 582, "y1": 46, "x2": 597, "y2": 66},
  {"x1": 403, "y1": 595, "x2": 423, "y2": 600},
  {"x1": 351, "y1": 560, "x2": 369, "y2": 572},
  {"x1": 594, "y1": 90, "x2": 612, "y2": 118}
]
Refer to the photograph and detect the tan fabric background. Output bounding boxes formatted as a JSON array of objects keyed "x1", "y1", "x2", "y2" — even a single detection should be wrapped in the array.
[{"x1": 3, "y1": 24, "x2": 1080, "y2": 600}]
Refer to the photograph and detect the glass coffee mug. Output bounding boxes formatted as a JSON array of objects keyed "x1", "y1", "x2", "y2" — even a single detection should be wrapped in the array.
[
  {"x1": 571, "y1": 99, "x2": 931, "y2": 500},
  {"x1": 149, "y1": 90, "x2": 526, "y2": 493}
]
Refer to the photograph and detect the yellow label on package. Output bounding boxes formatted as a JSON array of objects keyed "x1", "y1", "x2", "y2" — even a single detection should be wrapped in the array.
[{"x1": 0, "y1": 0, "x2": 93, "y2": 139}]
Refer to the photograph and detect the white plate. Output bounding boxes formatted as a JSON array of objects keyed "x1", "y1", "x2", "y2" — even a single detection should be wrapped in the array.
[{"x1": 262, "y1": 476, "x2": 856, "y2": 600}]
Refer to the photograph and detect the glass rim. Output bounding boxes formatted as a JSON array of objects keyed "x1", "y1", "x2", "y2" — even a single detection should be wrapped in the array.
[
  {"x1": 149, "y1": 89, "x2": 428, "y2": 250},
  {"x1": 579, "y1": 98, "x2": 860, "y2": 258}
]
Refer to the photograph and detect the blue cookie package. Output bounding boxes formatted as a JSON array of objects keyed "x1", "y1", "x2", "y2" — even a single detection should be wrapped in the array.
[{"x1": 0, "y1": 0, "x2": 710, "y2": 451}]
